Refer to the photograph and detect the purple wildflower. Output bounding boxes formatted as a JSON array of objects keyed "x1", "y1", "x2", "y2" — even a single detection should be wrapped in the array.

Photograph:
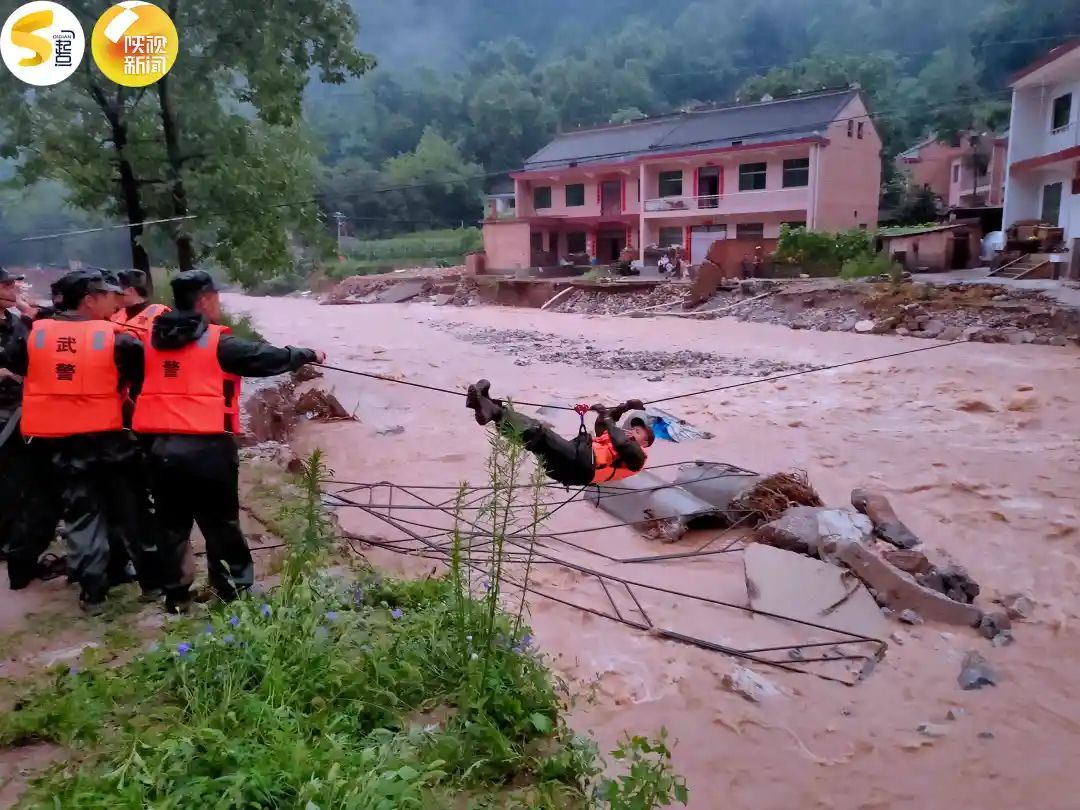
[
  {"x1": 68, "y1": 665, "x2": 79, "y2": 676},
  {"x1": 391, "y1": 608, "x2": 403, "y2": 620},
  {"x1": 223, "y1": 634, "x2": 235, "y2": 645},
  {"x1": 519, "y1": 634, "x2": 534, "y2": 650},
  {"x1": 204, "y1": 625, "x2": 214, "y2": 635},
  {"x1": 325, "y1": 611, "x2": 338, "y2": 622},
  {"x1": 229, "y1": 615, "x2": 240, "y2": 627},
  {"x1": 482, "y1": 579, "x2": 491, "y2": 592},
  {"x1": 176, "y1": 642, "x2": 192, "y2": 657},
  {"x1": 353, "y1": 587, "x2": 365, "y2": 606},
  {"x1": 260, "y1": 604, "x2": 272, "y2": 618}
]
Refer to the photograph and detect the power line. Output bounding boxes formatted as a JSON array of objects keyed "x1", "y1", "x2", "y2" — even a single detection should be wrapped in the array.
[{"x1": 2, "y1": 90, "x2": 1013, "y2": 246}]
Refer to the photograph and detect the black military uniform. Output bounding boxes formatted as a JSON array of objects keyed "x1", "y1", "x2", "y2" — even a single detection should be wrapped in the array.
[
  {"x1": 1, "y1": 268, "x2": 66, "y2": 588},
  {"x1": 0, "y1": 270, "x2": 152, "y2": 611},
  {"x1": 139, "y1": 271, "x2": 320, "y2": 611}
]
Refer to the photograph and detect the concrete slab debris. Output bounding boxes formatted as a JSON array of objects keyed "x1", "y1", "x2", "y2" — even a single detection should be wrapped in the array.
[
  {"x1": 673, "y1": 462, "x2": 761, "y2": 525},
  {"x1": 587, "y1": 471, "x2": 723, "y2": 541},
  {"x1": 743, "y1": 543, "x2": 889, "y2": 641},
  {"x1": 851, "y1": 488, "x2": 920, "y2": 549},
  {"x1": 377, "y1": 281, "x2": 428, "y2": 304},
  {"x1": 997, "y1": 593, "x2": 1034, "y2": 620},
  {"x1": 824, "y1": 537, "x2": 983, "y2": 627},
  {"x1": 758, "y1": 507, "x2": 873, "y2": 557},
  {"x1": 721, "y1": 665, "x2": 784, "y2": 703}
]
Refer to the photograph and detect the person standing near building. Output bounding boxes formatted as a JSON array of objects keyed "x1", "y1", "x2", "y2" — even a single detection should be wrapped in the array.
[
  {"x1": 0, "y1": 270, "x2": 154, "y2": 612},
  {"x1": 133, "y1": 271, "x2": 325, "y2": 613}
]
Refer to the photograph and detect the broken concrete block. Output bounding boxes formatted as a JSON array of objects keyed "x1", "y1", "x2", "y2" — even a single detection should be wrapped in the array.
[
  {"x1": 997, "y1": 593, "x2": 1034, "y2": 620},
  {"x1": 916, "y1": 563, "x2": 980, "y2": 604},
  {"x1": 851, "y1": 488, "x2": 920, "y2": 549},
  {"x1": 898, "y1": 609, "x2": 923, "y2": 625},
  {"x1": 377, "y1": 281, "x2": 427, "y2": 304},
  {"x1": 673, "y1": 463, "x2": 761, "y2": 526},
  {"x1": 743, "y1": 543, "x2": 888, "y2": 640},
  {"x1": 587, "y1": 471, "x2": 722, "y2": 541},
  {"x1": 721, "y1": 666, "x2": 783, "y2": 704},
  {"x1": 854, "y1": 319, "x2": 875, "y2": 333},
  {"x1": 757, "y1": 507, "x2": 872, "y2": 557},
  {"x1": 917, "y1": 722, "x2": 949, "y2": 738},
  {"x1": 432, "y1": 293, "x2": 453, "y2": 306},
  {"x1": 978, "y1": 611, "x2": 1012, "y2": 640},
  {"x1": 824, "y1": 538, "x2": 983, "y2": 627},
  {"x1": 882, "y1": 549, "x2": 932, "y2": 575},
  {"x1": 958, "y1": 651, "x2": 998, "y2": 690}
]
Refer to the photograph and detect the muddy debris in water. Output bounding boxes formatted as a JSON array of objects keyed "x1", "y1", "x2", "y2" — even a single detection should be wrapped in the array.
[
  {"x1": 996, "y1": 592, "x2": 1035, "y2": 621},
  {"x1": 958, "y1": 651, "x2": 999, "y2": 690},
  {"x1": 851, "y1": 487, "x2": 921, "y2": 549},
  {"x1": 978, "y1": 611, "x2": 1013, "y2": 641},
  {"x1": 243, "y1": 370, "x2": 355, "y2": 444},
  {"x1": 436, "y1": 323, "x2": 821, "y2": 378},
  {"x1": 721, "y1": 666, "x2": 784, "y2": 704}
]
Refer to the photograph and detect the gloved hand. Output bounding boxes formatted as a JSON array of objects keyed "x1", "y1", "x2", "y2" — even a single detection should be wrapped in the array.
[{"x1": 624, "y1": 399, "x2": 645, "y2": 411}]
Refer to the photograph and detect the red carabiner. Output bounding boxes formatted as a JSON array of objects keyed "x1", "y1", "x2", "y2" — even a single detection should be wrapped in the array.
[{"x1": 574, "y1": 403, "x2": 591, "y2": 416}]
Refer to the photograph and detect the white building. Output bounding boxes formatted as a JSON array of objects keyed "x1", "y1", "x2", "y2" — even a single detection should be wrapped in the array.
[{"x1": 1003, "y1": 38, "x2": 1080, "y2": 277}]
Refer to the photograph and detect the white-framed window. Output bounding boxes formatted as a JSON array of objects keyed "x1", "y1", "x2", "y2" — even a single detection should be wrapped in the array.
[
  {"x1": 739, "y1": 162, "x2": 767, "y2": 191},
  {"x1": 782, "y1": 158, "x2": 809, "y2": 188}
]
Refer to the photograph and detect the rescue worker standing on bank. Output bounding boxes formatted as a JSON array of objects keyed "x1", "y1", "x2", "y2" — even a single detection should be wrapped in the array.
[
  {"x1": 111, "y1": 269, "x2": 169, "y2": 337},
  {"x1": 133, "y1": 271, "x2": 325, "y2": 612},
  {"x1": 0, "y1": 270, "x2": 150, "y2": 612}
]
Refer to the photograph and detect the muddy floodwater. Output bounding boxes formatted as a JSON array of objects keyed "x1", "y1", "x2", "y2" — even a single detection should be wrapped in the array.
[{"x1": 229, "y1": 293, "x2": 1080, "y2": 810}]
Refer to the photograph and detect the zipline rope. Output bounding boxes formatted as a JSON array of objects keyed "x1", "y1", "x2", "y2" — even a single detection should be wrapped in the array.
[{"x1": 314, "y1": 338, "x2": 967, "y2": 413}]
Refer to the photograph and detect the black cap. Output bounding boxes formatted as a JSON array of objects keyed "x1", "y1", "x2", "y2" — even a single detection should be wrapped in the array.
[
  {"x1": 98, "y1": 270, "x2": 124, "y2": 294},
  {"x1": 118, "y1": 269, "x2": 148, "y2": 290},
  {"x1": 171, "y1": 270, "x2": 217, "y2": 300},
  {"x1": 53, "y1": 269, "x2": 120, "y2": 303},
  {"x1": 0, "y1": 266, "x2": 24, "y2": 283}
]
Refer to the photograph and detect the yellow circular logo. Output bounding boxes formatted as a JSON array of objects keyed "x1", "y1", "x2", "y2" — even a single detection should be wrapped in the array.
[{"x1": 91, "y1": 1, "x2": 176, "y2": 87}]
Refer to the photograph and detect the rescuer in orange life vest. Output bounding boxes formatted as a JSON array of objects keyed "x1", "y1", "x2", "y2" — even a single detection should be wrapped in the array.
[
  {"x1": 110, "y1": 269, "x2": 170, "y2": 337},
  {"x1": 0, "y1": 269, "x2": 158, "y2": 614},
  {"x1": 465, "y1": 380, "x2": 654, "y2": 486},
  {"x1": 134, "y1": 270, "x2": 325, "y2": 614}
]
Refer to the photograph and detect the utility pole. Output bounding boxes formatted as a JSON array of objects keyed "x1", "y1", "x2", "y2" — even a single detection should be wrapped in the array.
[{"x1": 333, "y1": 211, "x2": 346, "y2": 263}]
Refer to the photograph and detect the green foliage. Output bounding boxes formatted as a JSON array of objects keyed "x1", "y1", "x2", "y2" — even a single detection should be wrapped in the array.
[
  {"x1": 1, "y1": 445, "x2": 686, "y2": 809},
  {"x1": 775, "y1": 225, "x2": 875, "y2": 270},
  {"x1": 840, "y1": 252, "x2": 899, "y2": 280},
  {"x1": 598, "y1": 731, "x2": 689, "y2": 809},
  {"x1": 347, "y1": 229, "x2": 482, "y2": 262}
]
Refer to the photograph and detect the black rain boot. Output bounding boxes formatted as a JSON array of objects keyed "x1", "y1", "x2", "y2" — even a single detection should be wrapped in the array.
[{"x1": 466, "y1": 379, "x2": 504, "y2": 426}]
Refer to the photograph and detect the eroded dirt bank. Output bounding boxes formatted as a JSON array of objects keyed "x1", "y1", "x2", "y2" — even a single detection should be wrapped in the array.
[{"x1": 229, "y1": 293, "x2": 1080, "y2": 810}]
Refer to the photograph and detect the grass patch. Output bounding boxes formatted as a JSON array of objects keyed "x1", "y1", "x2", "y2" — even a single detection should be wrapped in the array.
[{"x1": 1, "y1": 445, "x2": 687, "y2": 809}]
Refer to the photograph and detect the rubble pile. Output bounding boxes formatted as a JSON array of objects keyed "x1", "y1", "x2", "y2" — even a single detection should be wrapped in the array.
[
  {"x1": 322, "y1": 266, "x2": 466, "y2": 305},
  {"x1": 242, "y1": 368, "x2": 355, "y2": 445},
  {"x1": 549, "y1": 284, "x2": 688, "y2": 315},
  {"x1": 732, "y1": 281, "x2": 1079, "y2": 345},
  {"x1": 752, "y1": 485, "x2": 997, "y2": 632},
  {"x1": 434, "y1": 323, "x2": 821, "y2": 379}
]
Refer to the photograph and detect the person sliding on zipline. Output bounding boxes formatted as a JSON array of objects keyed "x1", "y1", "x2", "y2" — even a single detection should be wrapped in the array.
[{"x1": 466, "y1": 380, "x2": 654, "y2": 487}]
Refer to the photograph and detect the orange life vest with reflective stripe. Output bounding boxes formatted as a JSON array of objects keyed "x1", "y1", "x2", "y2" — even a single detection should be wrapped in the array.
[
  {"x1": 111, "y1": 303, "x2": 170, "y2": 338},
  {"x1": 22, "y1": 319, "x2": 125, "y2": 438},
  {"x1": 590, "y1": 433, "x2": 647, "y2": 484},
  {"x1": 132, "y1": 324, "x2": 242, "y2": 435}
]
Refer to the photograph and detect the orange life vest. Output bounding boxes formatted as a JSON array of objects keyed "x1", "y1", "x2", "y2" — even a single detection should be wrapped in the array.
[
  {"x1": 590, "y1": 433, "x2": 647, "y2": 484},
  {"x1": 111, "y1": 303, "x2": 170, "y2": 338},
  {"x1": 132, "y1": 324, "x2": 242, "y2": 435},
  {"x1": 22, "y1": 319, "x2": 125, "y2": 438}
]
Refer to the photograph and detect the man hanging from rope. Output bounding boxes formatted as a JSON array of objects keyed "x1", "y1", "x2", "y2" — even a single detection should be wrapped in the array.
[{"x1": 466, "y1": 380, "x2": 654, "y2": 486}]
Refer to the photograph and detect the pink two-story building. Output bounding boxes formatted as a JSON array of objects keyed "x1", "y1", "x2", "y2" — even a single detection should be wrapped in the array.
[
  {"x1": 482, "y1": 87, "x2": 882, "y2": 269},
  {"x1": 895, "y1": 132, "x2": 1008, "y2": 210}
]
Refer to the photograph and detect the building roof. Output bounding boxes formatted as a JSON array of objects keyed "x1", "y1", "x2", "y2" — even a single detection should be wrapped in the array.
[
  {"x1": 878, "y1": 223, "x2": 967, "y2": 238},
  {"x1": 523, "y1": 88, "x2": 861, "y2": 172},
  {"x1": 1010, "y1": 37, "x2": 1080, "y2": 86},
  {"x1": 896, "y1": 134, "x2": 939, "y2": 161}
]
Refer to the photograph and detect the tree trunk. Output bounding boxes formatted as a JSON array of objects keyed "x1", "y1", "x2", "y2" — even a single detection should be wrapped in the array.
[
  {"x1": 88, "y1": 80, "x2": 154, "y2": 295},
  {"x1": 156, "y1": 72, "x2": 195, "y2": 274}
]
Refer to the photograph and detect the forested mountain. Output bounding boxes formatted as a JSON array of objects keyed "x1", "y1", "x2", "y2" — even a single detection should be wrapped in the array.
[
  {"x1": 1, "y1": 0, "x2": 1076, "y2": 272},
  {"x1": 309, "y1": 0, "x2": 1078, "y2": 234}
]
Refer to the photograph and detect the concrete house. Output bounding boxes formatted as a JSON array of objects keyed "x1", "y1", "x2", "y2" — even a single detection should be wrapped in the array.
[
  {"x1": 482, "y1": 88, "x2": 882, "y2": 270},
  {"x1": 1002, "y1": 38, "x2": 1080, "y2": 275},
  {"x1": 896, "y1": 133, "x2": 1008, "y2": 210}
]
